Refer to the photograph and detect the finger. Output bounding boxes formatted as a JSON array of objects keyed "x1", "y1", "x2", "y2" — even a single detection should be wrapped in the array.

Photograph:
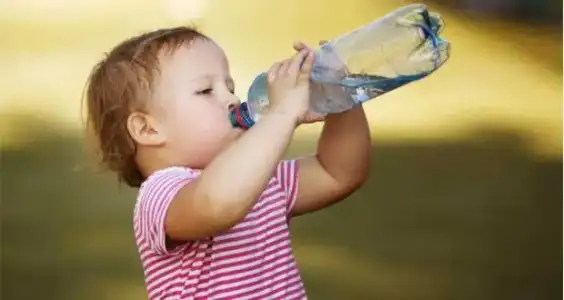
[
  {"x1": 305, "y1": 111, "x2": 326, "y2": 122},
  {"x1": 297, "y1": 51, "x2": 315, "y2": 82},
  {"x1": 267, "y1": 62, "x2": 283, "y2": 83},
  {"x1": 288, "y1": 49, "x2": 309, "y2": 77},
  {"x1": 293, "y1": 41, "x2": 312, "y2": 52},
  {"x1": 293, "y1": 41, "x2": 306, "y2": 52},
  {"x1": 278, "y1": 58, "x2": 293, "y2": 76}
]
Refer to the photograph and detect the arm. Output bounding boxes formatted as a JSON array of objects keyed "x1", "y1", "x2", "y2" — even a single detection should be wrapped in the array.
[
  {"x1": 165, "y1": 112, "x2": 297, "y2": 240},
  {"x1": 291, "y1": 105, "x2": 371, "y2": 216},
  {"x1": 165, "y1": 50, "x2": 314, "y2": 242}
]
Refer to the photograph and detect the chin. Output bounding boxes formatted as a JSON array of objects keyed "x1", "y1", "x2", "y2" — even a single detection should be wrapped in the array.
[{"x1": 187, "y1": 150, "x2": 215, "y2": 169}]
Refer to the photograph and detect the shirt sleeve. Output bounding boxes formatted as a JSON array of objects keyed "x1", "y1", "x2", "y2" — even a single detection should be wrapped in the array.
[
  {"x1": 274, "y1": 159, "x2": 300, "y2": 216},
  {"x1": 135, "y1": 167, "x2": 199, "y2": 256}
]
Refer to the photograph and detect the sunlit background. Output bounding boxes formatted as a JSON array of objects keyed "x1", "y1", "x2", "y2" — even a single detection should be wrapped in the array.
[{"x1": 1, "y1": 0, "x2": 562, "y2": 299}]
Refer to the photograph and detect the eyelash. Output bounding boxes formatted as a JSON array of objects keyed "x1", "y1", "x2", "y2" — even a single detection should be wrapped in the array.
[
  {"x1": 196, "y1": 88, "x2": 235, "y2": 95},
  {"x1": 197, "y1": 88, "x2": 213, "y2": 95}
]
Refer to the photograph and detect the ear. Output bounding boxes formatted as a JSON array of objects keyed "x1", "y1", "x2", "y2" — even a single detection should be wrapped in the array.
[{"x1": 126, "y1": 111, "x2": 166, "y2": 146}]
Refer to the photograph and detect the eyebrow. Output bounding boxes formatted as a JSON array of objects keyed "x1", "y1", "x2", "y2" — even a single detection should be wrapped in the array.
[{"x1": 192, "y1": 74, "x2": 234, "y2": 86}]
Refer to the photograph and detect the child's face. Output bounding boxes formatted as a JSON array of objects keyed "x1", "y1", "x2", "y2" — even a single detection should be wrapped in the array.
[{"x1": 152, "y1": 39, "x2": 242, "y2": 168}]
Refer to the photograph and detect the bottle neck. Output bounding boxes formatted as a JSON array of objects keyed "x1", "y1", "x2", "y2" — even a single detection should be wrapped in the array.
[{"x1": 229, "y1": 102, "x2": 255, "y2": 129}]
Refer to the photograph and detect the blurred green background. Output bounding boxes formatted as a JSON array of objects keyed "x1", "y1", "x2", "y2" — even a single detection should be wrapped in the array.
[{"x1": 1, "y1": 0, "x2": 562, "y2": 299}]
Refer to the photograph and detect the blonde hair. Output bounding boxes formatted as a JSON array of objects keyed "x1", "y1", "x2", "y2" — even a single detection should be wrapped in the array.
[{"x1": 84, "y1": 26, "x2": 207, "y2": 187}]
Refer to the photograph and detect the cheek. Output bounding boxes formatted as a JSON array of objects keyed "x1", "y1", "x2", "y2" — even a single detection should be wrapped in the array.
[
  {"x1": 196, "y1": 112, "x2": 232, "y2": 144},
  {"x1": 177, "y1": 116, "x2": 232, "y2": 166},
  {"x1": 169, "y1": 101, "x2": 231, "y2": 145}
]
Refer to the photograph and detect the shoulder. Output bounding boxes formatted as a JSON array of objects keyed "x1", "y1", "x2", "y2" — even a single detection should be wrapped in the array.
[
  {"x1": 133, "y1": 166, "x2": 202, "y2": 255},
  {"x1": 139, "y1": 167, "x2": 200, "y2": 196},
  {"x1": 135, "y1": 166, "x2": 201, "y2": 213}
]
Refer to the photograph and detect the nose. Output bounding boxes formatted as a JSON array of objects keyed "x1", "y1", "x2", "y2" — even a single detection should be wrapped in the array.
[{"x1": 226, "y1": 94, "x2": 241, "y2": 110}]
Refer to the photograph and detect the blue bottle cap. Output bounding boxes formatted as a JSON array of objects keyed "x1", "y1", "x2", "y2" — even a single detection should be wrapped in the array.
[{"x1": 229, "y1": 102, "x2": 255, "y2": 129}]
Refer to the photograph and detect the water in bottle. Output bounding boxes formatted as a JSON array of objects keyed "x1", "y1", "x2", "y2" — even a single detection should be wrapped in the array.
[{"x1": 229, "y1": 3, "x2": 451, "y2": 129}]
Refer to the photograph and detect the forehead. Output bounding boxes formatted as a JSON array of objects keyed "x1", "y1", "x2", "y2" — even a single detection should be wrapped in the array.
[{"x1": 159, "y1": 39, "x2": 229, "y2": 80}]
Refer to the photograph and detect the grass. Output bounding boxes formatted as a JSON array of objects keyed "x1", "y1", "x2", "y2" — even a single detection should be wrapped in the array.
[{"x1": 2, "y1": 120, "x2": 562, "y2": 300}]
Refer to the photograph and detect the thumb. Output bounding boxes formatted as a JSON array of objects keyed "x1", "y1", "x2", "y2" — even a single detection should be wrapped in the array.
[
  {"x1": 301, "y1": 110, "x2": 326, "y2": 124},
  {"x1": 298, "y1": 51, "x2": 315, "y2": 82}
]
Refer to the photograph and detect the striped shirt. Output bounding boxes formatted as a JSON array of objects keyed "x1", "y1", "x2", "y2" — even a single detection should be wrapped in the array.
[{"x1": 133, "y1": 160, "x2": 306, "y2": 299}]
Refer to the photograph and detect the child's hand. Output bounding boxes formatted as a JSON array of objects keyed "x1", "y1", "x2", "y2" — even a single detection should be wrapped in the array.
[
  {"x1": 290, "y1": 40, "x2": 333, "y2": 125},
  {"x1": 293, "y1": 40, "x2": 327, "y2": 51},
  {"x1": 266, "y1": 49, "x2": 314, "y2": 125},
  {"x1": 293, "y1": 39, "x2": 347, "y2": 77}
]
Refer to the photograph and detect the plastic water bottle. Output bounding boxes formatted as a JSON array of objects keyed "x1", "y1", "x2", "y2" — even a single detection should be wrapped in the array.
[{"x1": 229, "y1": 3, "x2": 450, "y2": 129}]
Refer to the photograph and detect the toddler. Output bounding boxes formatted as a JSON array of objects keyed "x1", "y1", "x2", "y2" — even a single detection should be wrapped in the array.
[{"x1": 84, "y1": 26, "x2": 371, "y2": 299}]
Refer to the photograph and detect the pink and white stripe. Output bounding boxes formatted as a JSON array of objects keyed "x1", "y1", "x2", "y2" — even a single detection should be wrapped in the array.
[{"x1": 133, "y1": 160, "x2": 305, "y2": 299}]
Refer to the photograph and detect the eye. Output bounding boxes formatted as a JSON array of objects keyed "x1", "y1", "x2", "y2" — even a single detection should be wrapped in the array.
[{"x1": 196, "y1": 88, "x2": 213, "y2": 95}]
